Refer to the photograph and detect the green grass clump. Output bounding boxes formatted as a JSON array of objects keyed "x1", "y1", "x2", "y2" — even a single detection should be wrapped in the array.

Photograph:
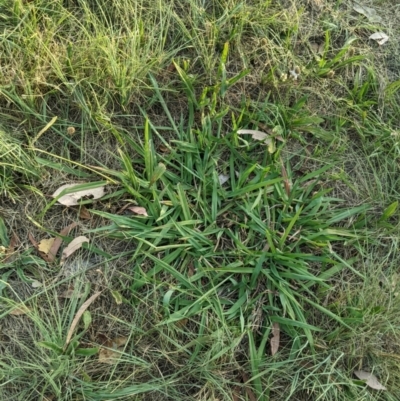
[{"x1": 1, "y1": 0, "x2": 400, "y2": 400}]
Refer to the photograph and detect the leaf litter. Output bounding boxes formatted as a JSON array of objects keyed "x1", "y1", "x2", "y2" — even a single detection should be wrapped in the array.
[
  {"x1": 65, "y1": 291, "x2": 102, "y2": 348},
  {"x1": 353, "y1": 3, "x2": 382, "y2": 23},
  {"x1": 270, "y1": 322, "x2": 280, "y2": 356},
  {"x1": 98, "y1": 336, "x2": 129, "y2": 364},
  {"x1": 354, "y1": 370, "x2": 387, "y2": 390},
  {"x1": 38, "y1": 238, "x2": 56, "y2": 254},
  {"x1": 52, "y1": 183, "x2": 105, "y2": 206},
  {"x1": 61, "y1": 236, "x2": 89, "y2": 262},
  {"x1": 369, "y1": 32, "x2": 389, "y2": 46},
  {"x1": 127, "y1": 206, "x2": 148, "y2": 216}
]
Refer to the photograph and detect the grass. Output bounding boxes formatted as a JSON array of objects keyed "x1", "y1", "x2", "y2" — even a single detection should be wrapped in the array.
[{"x1": 1, "y1": 0, "x2": 400, "y2": 400}]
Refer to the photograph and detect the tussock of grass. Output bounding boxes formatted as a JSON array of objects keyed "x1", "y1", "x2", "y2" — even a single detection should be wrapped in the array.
[{"x1": 1, "y1": 0, "x2": 400, "y2": 400}]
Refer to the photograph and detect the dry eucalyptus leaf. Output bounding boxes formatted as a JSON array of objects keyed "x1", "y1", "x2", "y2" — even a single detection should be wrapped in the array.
[
  {"x1": 354, "y1": 370, "x2": 387, "y2": 390},
  {"x1": 61, "y1": 236, "x2": 89, "y2": 261},
  {"x1": 128, "y1": 206, "x2": 148, "y2": 217},
  {"x1": 270, "y1": 322, "x2": 280, "y2": 356},
  {"x1": 52, "y1": 183, "x2": 105, "y2": 206},
  {"x1": 369, "y1": 32, "x2": 389, "y2": 46},
  {"x1": 353, "y1": 4, "x2": 382, "y2": 23},
  {"x1": 38, "y1": 238, "x2": 56, "y2": 254},
  {"x1": 65, "y1": 291, "x2": 102, "y2": 347},
  {"x1": 47, "y1": 222, "x2": 78, "y2": 263},
  {"x1": 237, "y1": 129, "x2": 273, "y2": 150},
  {"x1": 218, "y1": 174, "x2": 229, "y2": 185}
]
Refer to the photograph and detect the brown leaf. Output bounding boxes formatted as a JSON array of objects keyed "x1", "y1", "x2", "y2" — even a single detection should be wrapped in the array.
[
  {"x1": 354, "y1": 370, "x2": 387, "y2": 390},
  {"x1": 52, "y1": 183, "x2": 105, "y2": 206},
  {"x1": 241, "y1": 372, "x2": 257, "y2": 401},
  {"x1": 28, "y1": 232, "x2": 39, "y2": 248},
  {"x1": 281, "y1": 162, "x2": 291, "y2": 197},
  {"x1": 78, "y1": 206, "x2": 91, "y2": 220},
  {"x1": 61, "y1": 236, "x2": 89, "y2": 262},
  {"x1": 98, "y1": 336, "x2": 128, "y2": 364},
  {"x1": 98, "y1": 347, "x2": 121, "y2": 364},
  {"x1": 38, "y1": 238, "x2": 56, "y2": 254},
  {"x1": 113, "y1": 336, "x2": 128, "y2": 347},
  {"x1": 65, "y1": 291, "x2": 102, "y2": 348},
  {"x1": 232, "y1": 386, "x2": 241, "y2": 401},
  {"x1": 2, "y1": 232, "x2": 20, "y2": 263},
  {"x1": 127, "y1": 206, "x2": 148, "y2": 217},
  {"x1": 48, "y1": 222, "x2": 78, "y2": 262},
  {"x1": 270, "y1": 322, "x2": 280, "y2": 356}
]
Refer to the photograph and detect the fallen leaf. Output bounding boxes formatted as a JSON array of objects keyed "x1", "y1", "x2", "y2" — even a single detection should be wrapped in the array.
[
  {"x1": 270, "y1": 322, "x2": 280, "y2": 356},
  {"x1": 369, "y1": 32, "x2": 389, "y2": 46},
  {"x1": 59, "y1": 287, "x2": 83, "y2": 298},
  {"x1": 31, "y1": 280, "x2": 43, "y2": 288},
  {"x1": 2, "y1": 232, "x2": 20, "y2": 263},
  {"x1": 281, "y1": 162, "x2": 291, "y2": 196},
  {"x1": 98, "y1": 347, "x2": 121, "y2": 364},
  {"x1": 52, "y1": 183, "x2": 105, "y2": 206},
  {"x1": 127, "y1": 206, "x2": 148, "y2": 217},
  {"x1": 65, "y1": 291, "x2": 102, "y2": 348},
  {"x1": 310, "y1": 41, "x2": 324, "y2": 55},
  {"x1": 10, "y1": 305, "x2": 30, "y2": 316},
  {"x1": 238, "y1": 129, "x2": 277, "y2": 153},
  {"x1": 61, "y1": 236, "x2": 89, "y2": 262},
  {"x1": 78, "y1": 206, "x2": 91, "y2": 220},
  {"x1": 241, "y1": 372, "x2": 257, "y2": 401},
  {"x1": 38, "y1": 238, "x2": 56, "y2": 254},
  {"x1": 218, "y1": 174, "x2": 229, "y2": 185},
  {"x1": 28, "y1": 232, "x2": 39, "y2": 248},
  {"x1": 354, "y1": 370, "x2": 386, "y2": 390},
  {"x1": 353, "y1": 3, "x2": 382, "y2": 23},
  {"x1": 98, "y1": 336, "x2": 128, "y2": 364},
  {"x1": 110, "y1": 290, "x2": 123, "y2": 305},
  {"x1": 113, "y1": 336, "x2": 128, "y2": 347},
  {"x1": 237, "y1": 129, "x2": 272, "y2": 145},
  {"x1": 47, "y1": 222, "x2": 78, "y2": 262}
]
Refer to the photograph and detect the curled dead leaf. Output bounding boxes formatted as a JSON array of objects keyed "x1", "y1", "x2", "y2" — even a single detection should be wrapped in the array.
[
  {"x1": 61, "y1": 236, "x2": 89, "y2": 262},
  {"x1": 65, "y1": 291, "x2": 102, "y2": 348},
  {"x1": 369, "y1": 32, "x2": 389, "y2": 46}
]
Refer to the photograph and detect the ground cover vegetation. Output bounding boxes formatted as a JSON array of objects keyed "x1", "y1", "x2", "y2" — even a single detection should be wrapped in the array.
[{"x1": 1, "y1": 0, "x2": 400, "y2": 400}]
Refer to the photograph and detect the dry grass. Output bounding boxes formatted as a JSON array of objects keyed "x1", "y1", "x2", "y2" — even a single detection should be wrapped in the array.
[{"x1": 1, "y1": 0, "x2": 400, "y2": 400}]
